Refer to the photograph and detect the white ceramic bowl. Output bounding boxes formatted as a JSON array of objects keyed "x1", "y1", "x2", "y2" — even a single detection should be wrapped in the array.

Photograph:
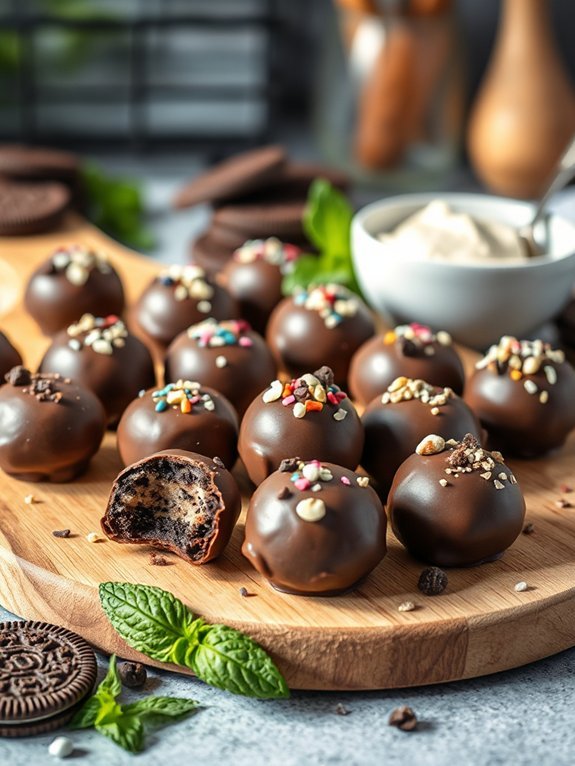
[{"x1": 351, "y1": 192, "x2": 575, "y2": 348}]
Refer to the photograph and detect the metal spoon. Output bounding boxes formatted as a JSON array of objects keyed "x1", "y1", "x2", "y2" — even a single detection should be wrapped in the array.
[{"x1": 520, "y1": 133, "x2": 575, "y2": 256}]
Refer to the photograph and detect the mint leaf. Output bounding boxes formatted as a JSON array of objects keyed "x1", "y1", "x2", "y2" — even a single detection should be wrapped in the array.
[
  {"x1": 303, "y1": 179, "x2": 353, "y2": 261},
  {"x1": 124, "y1": 696, "x2": 198, "y2": 721},
  {"x1": 71, "y1": 654, "x2": 121, "y2": 729},
  {"x1": 71, "y1": 695, "x2": 101, "y2": 730},
  {"x1": 282, "y1": 253, "x2": 321, "y2": 295},
  {"x1": 191, "y1": 624, "x2": 290, "y2": 700},
  {"x1": 96, "y1": 714, "x2": 144, "y2": 754},
  {"x1": 97, "y1": 653, "x2": 121, "y2": 699},
  {"x1": 99, "y1": 582, "x2": 198, "y2": 666}
]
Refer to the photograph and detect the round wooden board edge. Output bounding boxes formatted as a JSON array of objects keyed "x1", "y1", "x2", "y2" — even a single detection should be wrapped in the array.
[{"x1": 1, "y1": 547, "x2": 574, "y2": 691}]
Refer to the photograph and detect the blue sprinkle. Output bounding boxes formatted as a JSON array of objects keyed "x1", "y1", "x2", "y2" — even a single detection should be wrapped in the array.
[
  {"x1": 155, "y1": 400, "x2": 168, "y2": 412},
  {"x1": 290, "y1": 472, "x2": 300, "y2": 482},
  {"x1": 159, "y1": 276, "x2": 174, "y2": 286}
]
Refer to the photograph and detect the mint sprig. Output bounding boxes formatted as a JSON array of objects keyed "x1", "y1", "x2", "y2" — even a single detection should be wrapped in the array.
[
  {"x1": 71, "y1": 654, "x2": 197, "y2": 753},
  {"x1": 99, "y1": 582, "x2": 290, "y2": 700},
  {"x1": 283, "y1": 178, "x2": 361, "y2": 296}
]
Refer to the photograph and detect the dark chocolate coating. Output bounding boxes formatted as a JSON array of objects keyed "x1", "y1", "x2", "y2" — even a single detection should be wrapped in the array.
[
  {"x1": 164, "y1": 329, "x2": 276, "y2": 417},
  {"x1": 134, "y1": 276, "x2": 239, "y2": 348},
  {"x1": 266, "y1": 296, "x2": 375, "y2": 388},
  {"x1": 0, "y1": 332, "x2": 22, "y2": 380},
  {"x1": 464, "y1": 361, "x2": 575, "y2": 457},
  {"x1": 0, "y1": 373, "x2": 105, "y2": 482},
  {"x1": 101, "y1": 449, "x2": 241, "y2": 564},
  {"x1": 242, "y1": 462, "x2": 387, "y2": 595},
  {"x1": 39, "y1": 332, "x2": 156, "y2": 427},
  {"x1": 117, "y1": 386, "x2": 238, "y2": 468},
  {"x1": 238, "y1": 394, "x2": 364, "y2": 486},
  {"x1": 362, "y1": 393, "x2": 482, "y2": 496},
  {"x1": 220, "y1": 258, "x2": 282, "y2": 335},
  {"x1": 349, "y1": 335, "x2": 465, "y2": 406},
  {"x1": 24, "y1": 260, "x2": 124, "y2": 337}
]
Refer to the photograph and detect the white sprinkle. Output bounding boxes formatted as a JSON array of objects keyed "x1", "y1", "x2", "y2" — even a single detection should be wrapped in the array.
[
  {"x1": 262, "y1": 380, "x2": 282, "y2": 403},
  {"x1": 48, "y1": 736, "x2": 74, "y2": 758},
  {"x1": 544, "y1": 365, "x2": 557, "y2": 385},
  {"x1": 523, "y1": 379, "x2": 538, "y2": 395},
  {"x1": 398, "y1": 601, "x2": 415, "y2": 612},
  {"x1": 439, "y1": 478, "x2": 449, "y2": 487},
  {"x1": 430, "y1": 407, "x2": 440, "y2": 416},
  {"x1": 539, "y1": 391, "x2": 549, "y2": 404},
  {"x1": 24, "y1": 494, "x2": 36, "y2": 505},
  {"x1": 215, "y1": 355, "x2": 228, "y2": 369},
  {"x1": 498, "y1": 472, "x2": 508, "y2": 481},
  {"x1": 293, "y1": 402, "x2": 306, "y2": 419},
  {"x1": 514, "y1": 581, "x2": 529, "y2": 592},
  {"x1": 52, "y1": 252, "x2": 70, "y2": 270},
  {"x1": 91, "y1": 338, "x2": 114, "y2": 356},
  {"x1": 415, "y1": 434, "x2": 445, "y2": 456},
  {"x1": 311, "y1": 483, "x2": 322, "y2": 492},
  {"x1": 65, "y1": 262, "x2": 89, "y2": 286},
  {"x1": 302, "y1": 463, "x2": 320, "y2": 482},
  {"x1": 480, "y1": 471, "x2": 492, "y2": 480},
  {"x1": 424, "y1": 345, "x2": 435, "y2": 356},
  {"x1": 86, "y1": 532, "x2": 100, "y2": 543},
  {"x1": 333, "y1": 408, "x2": 347, "y2": 421},
  {"x1": 203, "y1": 399, "x2": 215, "y2": 411},
  {"x1": 357, "y1": 476, "x2": 370, "y2": 488},
  {"x1": 510, "y1": 474, "x2": 517, "y2": 484},
  {"x1": 522, "y1": 356, "x2": 540, "y2": 375},
  {"x1": 436, "y1": 330, "x2": 451, "y2": 346},
  {"x1": 174, "y1": 284, "x2": 188, "y2": 302},
  {"x1": 319, "y1": 467, "x2": 333, "y2": 482},
  {"x1": 493, "y1": 479, "x2": 505, "y2": 490},
  {"x1": 197, "y1": 300, "x2": 212, "y2": 313},
  {"x1": 295, "y1": 497, "x2": 326, "y2": 522},
  {"x1": 68, "y1": 339, "x2": 81, "y2": 351}
]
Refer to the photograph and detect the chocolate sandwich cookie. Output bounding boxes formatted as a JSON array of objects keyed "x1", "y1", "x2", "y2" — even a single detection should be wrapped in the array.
[
  {"x1": 0, "y1": 620, "x2": 97, "y2": 738},
  {"x1": 230, "y1": 161, "x2": 350, "y2": 203},
  {"x1": 0, "y1": 180, "x2": 70, "y2": 236},
  {"x1": 212, "y1": 200, "x2": 306, "y2": 241},
  {"x1": 173, "y1": 145, "x2": 287, "y2": 209},
  {"x1": 0, "y1": 145, "x2": 80, "y2": 183}
]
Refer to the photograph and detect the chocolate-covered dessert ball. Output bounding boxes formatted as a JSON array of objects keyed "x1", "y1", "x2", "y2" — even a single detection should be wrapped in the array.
[
  {"x1": 349, "y1": 323, "x2": 465, "y2": 406},
  {"x1": 102, "y1": 449, "x2": 241, "y2": 564},
  {"x1": 0, "y1": 331, "x2": 22, "y2": 380},
  {"x1": 0, "y1": 366, "x2": 105, "y2": 482},
  {"x1": 39, "y1": 313, "x2": 155, "y2": 427},
  {"x1": 238, "y1": 366, "x2": 364, "y2": 485},
  {"x1": 134, "y1": 265, "x2": 238, "y2": 348},
  {"x1": 24, "y1": 244, "x2": 125, "y2": 336},
  {"x1": 465, "y1": 336, "x2": 575, "y2": 457},
  {"x1": 242, "y1": 459, "x2": 386, "y2": 595},
  {"x1": 164, "y1": 318, "x2": 276, "y2": 417},
  {"x1": 388, "y1": 433, "x2": 525, "y2": 567},
  {"x1": 220, "y1": 237, "x2": 302, "y2": 334},
  {"x1": 362, "y1": 377, "x2": 482, "y2": 496},
  {"x1": 266, "y1": 284, "x2": 375, "y2": 387},
  {"x1": 117, "y1": 380, "x2": 238, "y2": 468}
]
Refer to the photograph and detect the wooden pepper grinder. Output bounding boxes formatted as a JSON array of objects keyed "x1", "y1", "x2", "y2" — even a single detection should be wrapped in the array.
[{"x1": 467, "y1": 0, "x2": 575, "y2": 199}]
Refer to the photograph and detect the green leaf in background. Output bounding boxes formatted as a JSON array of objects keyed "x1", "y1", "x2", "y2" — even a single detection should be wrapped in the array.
[
  {"x1": 124, "y1": 696, "x2": 198, "y2": 721},
  {"x1": 70, "y1": 695, "x2": 101, "y2": 730},
  {"x1": 97, "y1": 652, "x2": 121, "y2": 698},
  {"x1": 97, "y1": 714, "x2": 145, "y2": 753}
]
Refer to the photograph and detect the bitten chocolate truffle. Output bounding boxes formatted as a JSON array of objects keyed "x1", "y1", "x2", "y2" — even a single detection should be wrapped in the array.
[
  {"x1": 349, "y1": 323, "x2": 465, "y2": 405},
  {"x1": 117, "y1": 380, "x2": 238, "y2": 468},
  {"x1": 238, "y1": 366, "x2": 364, "y2": 485},
  {"x1": 465, "y1": 336, "x2": 575, "y2": 457},
  {"x1": 0, "y1": 331, "x2": 21, "y2": 380},
  {"x1": 101, "y1": 450, "x2": 241, "y2": 564},
  {"x1": 242, "y1": 459, "x2": 386, "y2": 595},
  {"x1": 362, "y1": 377, "x2": 482, "y2": 496},
  {"x1": 134, "y1": 265, "x2": 239, "y2": 348},
  {"x1": 220, "y1": 237, "x2": 302, "y2": 334},
  {"x1": 39, "y1": 313, "x2": 155, "y2": 427},
  {"x1": 388, "y1": 433, "x2": 526, "y2": 567},
  {"x1": 164, "y1": 318, "x2": 276, "y2": 417},
  {"x1": 24, "y1": 245, "x2": 125, "y2": 336},
  {"x1": 0, "y1": 366, "x2": 105, "y2": 482},
  {"x1": 266, "y1": 284, "x2": 375, "y2": 387}
]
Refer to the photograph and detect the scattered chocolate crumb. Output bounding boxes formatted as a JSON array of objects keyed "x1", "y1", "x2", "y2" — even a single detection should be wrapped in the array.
[
  {"x1": 555, "y1": 498, "x2": 573, "y2": 509},
  {"x1": 52, "y1": 529, "x2": 71, "y2": 538},
  {"x1": 388, "y1": 706, "x2": 417, "y2": 731},
  {"x1": 560, "y1": 483, "x2": 572, "y2": 494},
  {"x1": 279, "y1": 457, "x2": 302, "y2": 473},
  {"x1": 24, "y1": 494, "x2": 36, "y2": 505},
  {"x1": 522, "y1": 522, "x2": 535, "y2": 535},
  {"x1": 5, "y1": 365, "x2": 31, "y2": 386},
  {"x1": 212, "y1": 456, "x2": 225, "y2": 468},
  {"x1": 446, "y1": 433, "x2": 480, "y2": 468},
  {"x1": 313, "y1": 366, "x2": 334, "y2": 389},
  {"x1": 118, "y1": 661, "x2": 147, "y2": 688},
  {"x1": 399, "y1": 337, "x2": 418, "y2": 357},
  {"x1": 418, "y1": 567, "x2": 448, "y2": 596},
  {"x1": 277, "y1": 486, "x2": 292, "y2": 500},
  {"x1": 239, "y1": 586, "x2": 256, "y2": 598},
  {"x1": 335, "y1": 703, "x2": 350, "y2": 716},
  {"x1": 149, "y1": 552, "x2": 170, "y2": 566}
]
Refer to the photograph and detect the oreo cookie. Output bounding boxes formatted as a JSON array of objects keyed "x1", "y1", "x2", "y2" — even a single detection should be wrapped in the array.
[
  {"x1": 0, "y1": 621, "x2": 97, "y2": 737},
  {"x1": 212, "y1": 200, "x2": 306, "y2": 241},
  {"x1": 0, "y1": 181, "x2": 70, "y2": 236},
  {"x1": 0, "y1": 145, "x2": 80, "y2": 183}
]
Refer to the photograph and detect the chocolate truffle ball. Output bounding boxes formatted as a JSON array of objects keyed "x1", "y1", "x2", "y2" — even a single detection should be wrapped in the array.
[
  {"x1": 39, "y1": 313, "x2": 156, "y2": 427},
  {"x1": 242, "y1": 459, "x2": 386, "y2": 595},
  {"x1": 266, "y1": 284, "x2": 375, "y2": 387},
  {"x1": 134, "y1": 264, "x2": 239, "y2": 348},
  {"x1": 465, "y1": 336, "x2": 575, "y2": 457},
  {"x1": 164, "y1": 318, "x2": 276, "y2": 417},
  {"x1": 238, "y1": 366, "x2": 364, "y2": 485},
  {"x1": 117, "y1": 381, "x2": 238, "y2": 468},
  {"x1": 101, "y1": 449, "x2": 241, "y2": 564},
  {"x1": 0, "y1": 331, "x2": 22, "y2": 380},
  {"x1": 388, "y1": 433, "x2": 526, "y2": 567},
  {"x1": 349, "y1": 323, "x2": 465, "y2": 406},
  {"x1": 0, "y1": 366, "x2": 106, "y2": 482},
  {"x1": 24, "y1": 244, "x2": 125, "y2": 336},
  {"x1": 220, "y1": 237, "x2": 302, "y2": 334},
  {"x1": 362, "y1": 377, "x2": 482, "y2": 496}
]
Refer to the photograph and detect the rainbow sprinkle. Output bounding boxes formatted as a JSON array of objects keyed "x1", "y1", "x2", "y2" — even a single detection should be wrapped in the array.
[
  {"x1": 187, "y1": 318, "x2": 254, "y2": 348},
  {"x1": 293, "y1": 284, "x2": 359, "y2": 329},
  {"x1": 150, "y1": 380, "x2": 215, "y2": 414}
]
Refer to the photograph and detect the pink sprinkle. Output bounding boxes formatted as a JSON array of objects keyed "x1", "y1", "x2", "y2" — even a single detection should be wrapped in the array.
[
  {"x1": 340, "y1": 476, "x2": 351, "y2": 486},
  {"x1": 188, "y1": 395, "x2": 200, "y2": 404},
  {"x1": 237, "y1": 319, "x2": 251, "y2": 332},
  {"x1": 327, "y1": 392, "x2": 338, "y2": 405},
  {"x1": 238, "y1": 336, "x2": 253, "y2": 347},
  {"x1": 294, "y1": 478, "x2": 311, "y2": 491},
  {"x1": 336, "y1": 392, "x2": 347, "y2": 402},
  {"x1": 282, "y1": 395, "x2": 295, "y2": 406}
]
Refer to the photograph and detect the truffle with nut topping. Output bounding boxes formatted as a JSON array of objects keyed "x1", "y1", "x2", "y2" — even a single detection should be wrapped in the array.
[
  {"x1": 117, "y1": 381, "x2": 238, "y2": 468},
  {"x1": 266, "y1": 284, "x2": 375, "y2": 388},
  {"x1": 0, "y1": 366, "x2": 105, "y2": 481},
  {"x1": 24, "y1": 244, "x2": 125, "y2": 336},
  {"x1": 39, "y1": 313, "x2": 155, "y2": 427},
  {"x1": 349, "y1": 323, "x2": 465, "y2": 406},
  {"x1": 133, "y1": 265, "x2": 239, "y2": 348},
  {"x1": 164, "y1": 318, "x2": 276, "y2": 417},
  {"x1": 0, "y1": 330, "x2": 22, "y2": 380},
  {"x1": 242, "y1": 459, "x2": 386, "y2": 595},
  {"x1": 238, "y1": 366, "x2": 364, "y2": 485},
  {"x1": 101, "y1": 449, "x2": 241, "y2": 564},
  {"x1": 361, "y1": 377, "x2": 482, "y2": 496},
  {"x1": 465, "y1": 336, "x2": 575, "y2": 457},
  {"x1": 387, "y1": 433, "x2": 526, "y2": 567}
]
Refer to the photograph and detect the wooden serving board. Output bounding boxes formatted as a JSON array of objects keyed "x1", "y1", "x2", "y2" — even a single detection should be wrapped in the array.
[{"x1": 1, "y1": 215, "x2": 575, "y2": 691}]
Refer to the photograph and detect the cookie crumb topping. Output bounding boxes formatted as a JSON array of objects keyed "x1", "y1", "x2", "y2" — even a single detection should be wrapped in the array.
[
  {"x1": 6, "y1": 367, "x2": 70, "y2": 403},
  {"x1": 382, "y1": 377, "x2": 454, "y2": 407},
  {"x1": 233, "y1": 237, "x2": 301, "y2": 270},
  {"x1": 262, "y1": 366, "x2": 348, "y2": 420},
  {"x1": 187, "y1": 318, "x2": 253, "y2": 348},
  {"x1": 50, "y1": 244, "x2": 112, "y2": 286},
  {"x1": 383, "y1": 323, "x2": 452, "y2": 357},
  {"x1": 151, "y1": 380, "x2": 215, "y2": 414},
  {"x1": 293, "y1": 284, "x2": 359, "y2": 328},
  {"x1": 67, "y1": 313, "x2": 127, "y2": 355}
]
